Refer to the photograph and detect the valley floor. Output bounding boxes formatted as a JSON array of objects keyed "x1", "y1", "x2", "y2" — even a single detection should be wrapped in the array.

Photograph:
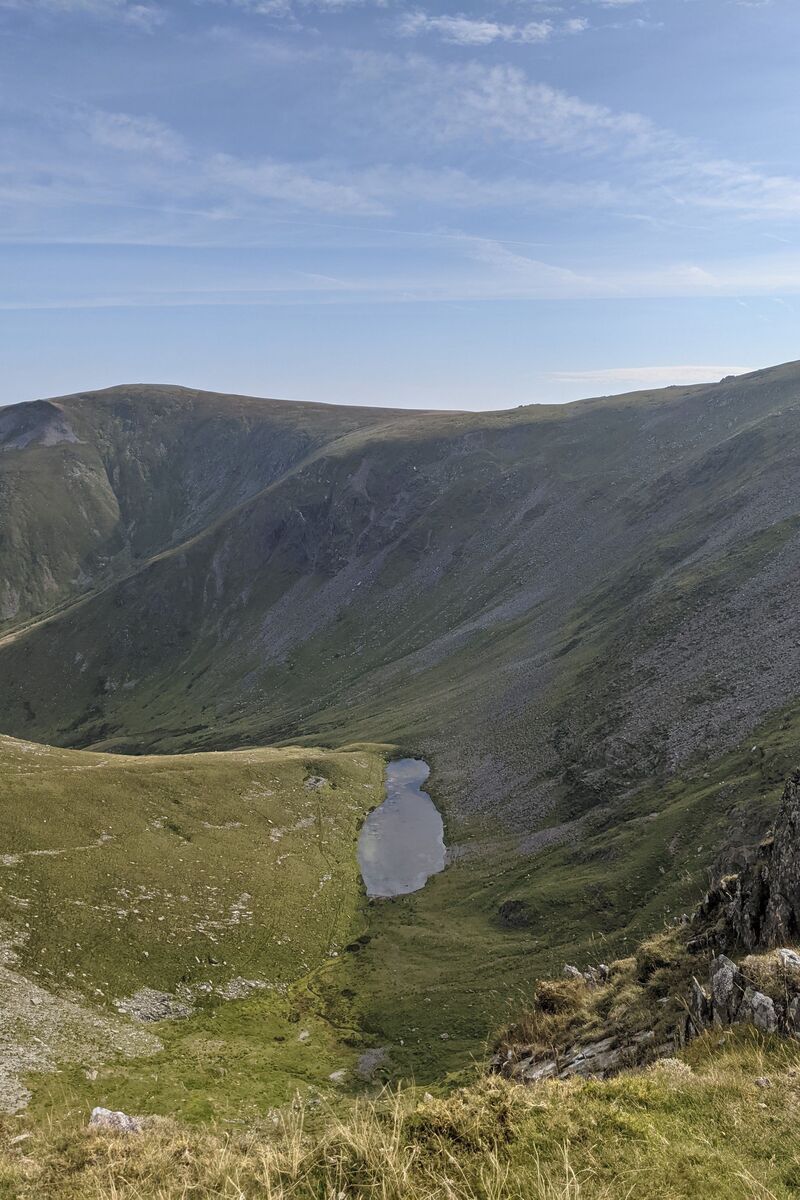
[{"x1": 2, "y1": 694, "x2": 800, "y2": 1123}]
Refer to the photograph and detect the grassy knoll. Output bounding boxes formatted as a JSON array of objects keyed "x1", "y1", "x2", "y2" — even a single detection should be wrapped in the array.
[
  {"x1": 0, "y1": 735, "x2": 387, "y2": 999},
  {"x1": 0, "y1": 735, "x2": 389, "y2": 1115}
]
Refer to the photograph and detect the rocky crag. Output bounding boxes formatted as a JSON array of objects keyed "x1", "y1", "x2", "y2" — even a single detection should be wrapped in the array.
[
  {"x1": 696, "y1": 769, "x2": 800, "y2": 952},
  {"x1": 494, "y1": 768, "x2": 800, "y2": 1085}
]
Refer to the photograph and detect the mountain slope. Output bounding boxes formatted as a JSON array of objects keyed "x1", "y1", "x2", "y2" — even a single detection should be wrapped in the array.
[
  {"x1": 3, "y1": 365, "x2": 800, "y2": 1085},
  {"x1": 2, "y1": 366, "x2": 800, "y2": 823},
  {"x1": 0, "y1": 385, "x2": 420, "y2": 628}
]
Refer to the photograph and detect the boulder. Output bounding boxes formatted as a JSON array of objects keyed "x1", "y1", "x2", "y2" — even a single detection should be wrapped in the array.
[
  {"x1": 89, "y1": 1107, "x2": 143, "y2": 1133},
  {"x1": 777, "y1": 948, "x2": 800, "y2": 971}
]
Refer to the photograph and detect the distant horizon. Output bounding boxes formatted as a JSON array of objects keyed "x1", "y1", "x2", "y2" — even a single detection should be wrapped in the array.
[{"x1": 1, "y1": 362, "x2": 775, "y2": 413}]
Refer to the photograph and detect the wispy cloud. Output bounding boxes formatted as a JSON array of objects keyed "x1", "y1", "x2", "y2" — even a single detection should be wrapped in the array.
[
  {"x1": 0, "y1": 0, "x2": 164, "y2": 30},
  {"x1": 348, "y1": 54, "x2": 676, "y2": 156},
  {"x1": 396, "y1": 13, "x2": 557, "y2": 46},
  {"x1": 394, "y1": 8, "x2": 594, "y2": 47},
  {"x1": 342, "y1": 52, "x2": 800, "y2": 225},
  {"x1": 203, "y1": 0, "x2": 386, "y2": 21},
  {"x1": 0, "y1": 101, "x2": 630, "y2": 225},
  {"x1": 207, "y1": 154, "x2": 390, "y2": 215},
  {"x1": 4, "y1": 34, "x2": 800, "y2": 320},
  {"x1": 88, "y1": 111, "x2": 187, "y2": 159}
]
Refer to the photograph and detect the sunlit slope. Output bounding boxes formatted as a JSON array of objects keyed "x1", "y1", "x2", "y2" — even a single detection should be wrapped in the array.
[{"x1": 0, "y1": 734, "x2": 385, "y2": 1005}]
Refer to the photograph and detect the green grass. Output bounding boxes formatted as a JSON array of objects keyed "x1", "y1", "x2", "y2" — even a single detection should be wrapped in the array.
[
  {"x1": 0, "y1": 734, "x2": 398, "y2": 1117},
  {"x1": 29, "y1": 984, "x2": 376, "y2": 1125},
  {"x1": 0, "y1": 735, "x2": 386, "y2": 1001},
  {"x1": 3, "y1": 691, "x2": 798, "y2": 1120}
]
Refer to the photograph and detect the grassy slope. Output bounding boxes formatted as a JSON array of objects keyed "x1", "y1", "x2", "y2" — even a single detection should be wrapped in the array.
[{"x1": 0, "y1": 735, "x2": 391, "y2": 1118}]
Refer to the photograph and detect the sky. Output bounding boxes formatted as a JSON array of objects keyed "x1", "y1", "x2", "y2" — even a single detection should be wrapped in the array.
[{"x1": 1, "y1": 0, "x2": 799, "y2": 409}]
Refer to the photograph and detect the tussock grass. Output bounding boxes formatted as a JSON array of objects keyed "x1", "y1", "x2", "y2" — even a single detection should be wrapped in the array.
[
  {"x1": 494, "y1": 926, "x2": 698, "y2": 1065},
  {"x1": 3, "y1": 1030, "x2": 800, "y2": 1199}
]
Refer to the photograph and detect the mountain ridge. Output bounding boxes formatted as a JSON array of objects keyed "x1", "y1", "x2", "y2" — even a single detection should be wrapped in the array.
[
  {"x1": 4, "y1": 365, "x2": 800, "y2": 791},
  {"x1": 3, "y1": 361, "x2": 800, "y2": 1109}
]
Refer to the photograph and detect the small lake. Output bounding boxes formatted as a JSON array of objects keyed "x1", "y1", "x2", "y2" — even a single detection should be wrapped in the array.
[{"x1": 357, "y1": 758, "x2": 446, "y2": 898}]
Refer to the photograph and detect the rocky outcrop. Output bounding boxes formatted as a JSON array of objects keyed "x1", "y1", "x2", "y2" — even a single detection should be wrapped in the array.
[
  {"x1": 495, "y1": 948, "x2": 800, "y2": 1086},
  {"x1": 492, "y1": 1028, "x2": 668, "y2": 1084},
  {"x1": 563, "y1": 963, "x2": 610, "y2": 986},
  {"x1": 678, "y1": 950, "x2": 800, "y2": 1045},
  {"x1": 497, "y1": 769, "x2": 800, "y2": 1089},
  {"x1": 697, "y1": 771, "x2": 800, "y2": 951}
]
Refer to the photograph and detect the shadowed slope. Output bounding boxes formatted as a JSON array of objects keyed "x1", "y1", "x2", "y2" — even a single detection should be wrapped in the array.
[
  {"x1": 0, "y1": 385, "x2": 422, "y2": 628},
  {"x1": 3, "y1": 364, "x2": 800, "y2": 836}
]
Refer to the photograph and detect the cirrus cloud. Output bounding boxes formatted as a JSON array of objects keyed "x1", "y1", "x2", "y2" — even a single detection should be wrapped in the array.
[{"x1": 0, "y1": 0, "x2": 164, "y2": 29}]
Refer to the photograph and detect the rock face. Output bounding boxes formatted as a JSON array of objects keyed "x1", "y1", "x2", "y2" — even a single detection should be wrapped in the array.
[
  {"x1": 493, "y1": 1029, "x2": 668, "y2": 1084},
  {"x1": 676, "y1": 952, "x2": 795, "y2": 1046},
  {"x1": 699, "y1": 771, "x2": 800, "y2": 951}
]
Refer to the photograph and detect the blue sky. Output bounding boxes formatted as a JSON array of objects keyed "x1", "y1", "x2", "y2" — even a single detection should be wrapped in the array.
[{"x1": 1, "y1": 0, "x2": 799, "y2": 408}]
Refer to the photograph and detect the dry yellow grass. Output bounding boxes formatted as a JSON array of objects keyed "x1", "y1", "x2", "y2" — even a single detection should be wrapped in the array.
[{"x1": 3, "y1": 1029, "x2": 800, "y2": 1200}]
